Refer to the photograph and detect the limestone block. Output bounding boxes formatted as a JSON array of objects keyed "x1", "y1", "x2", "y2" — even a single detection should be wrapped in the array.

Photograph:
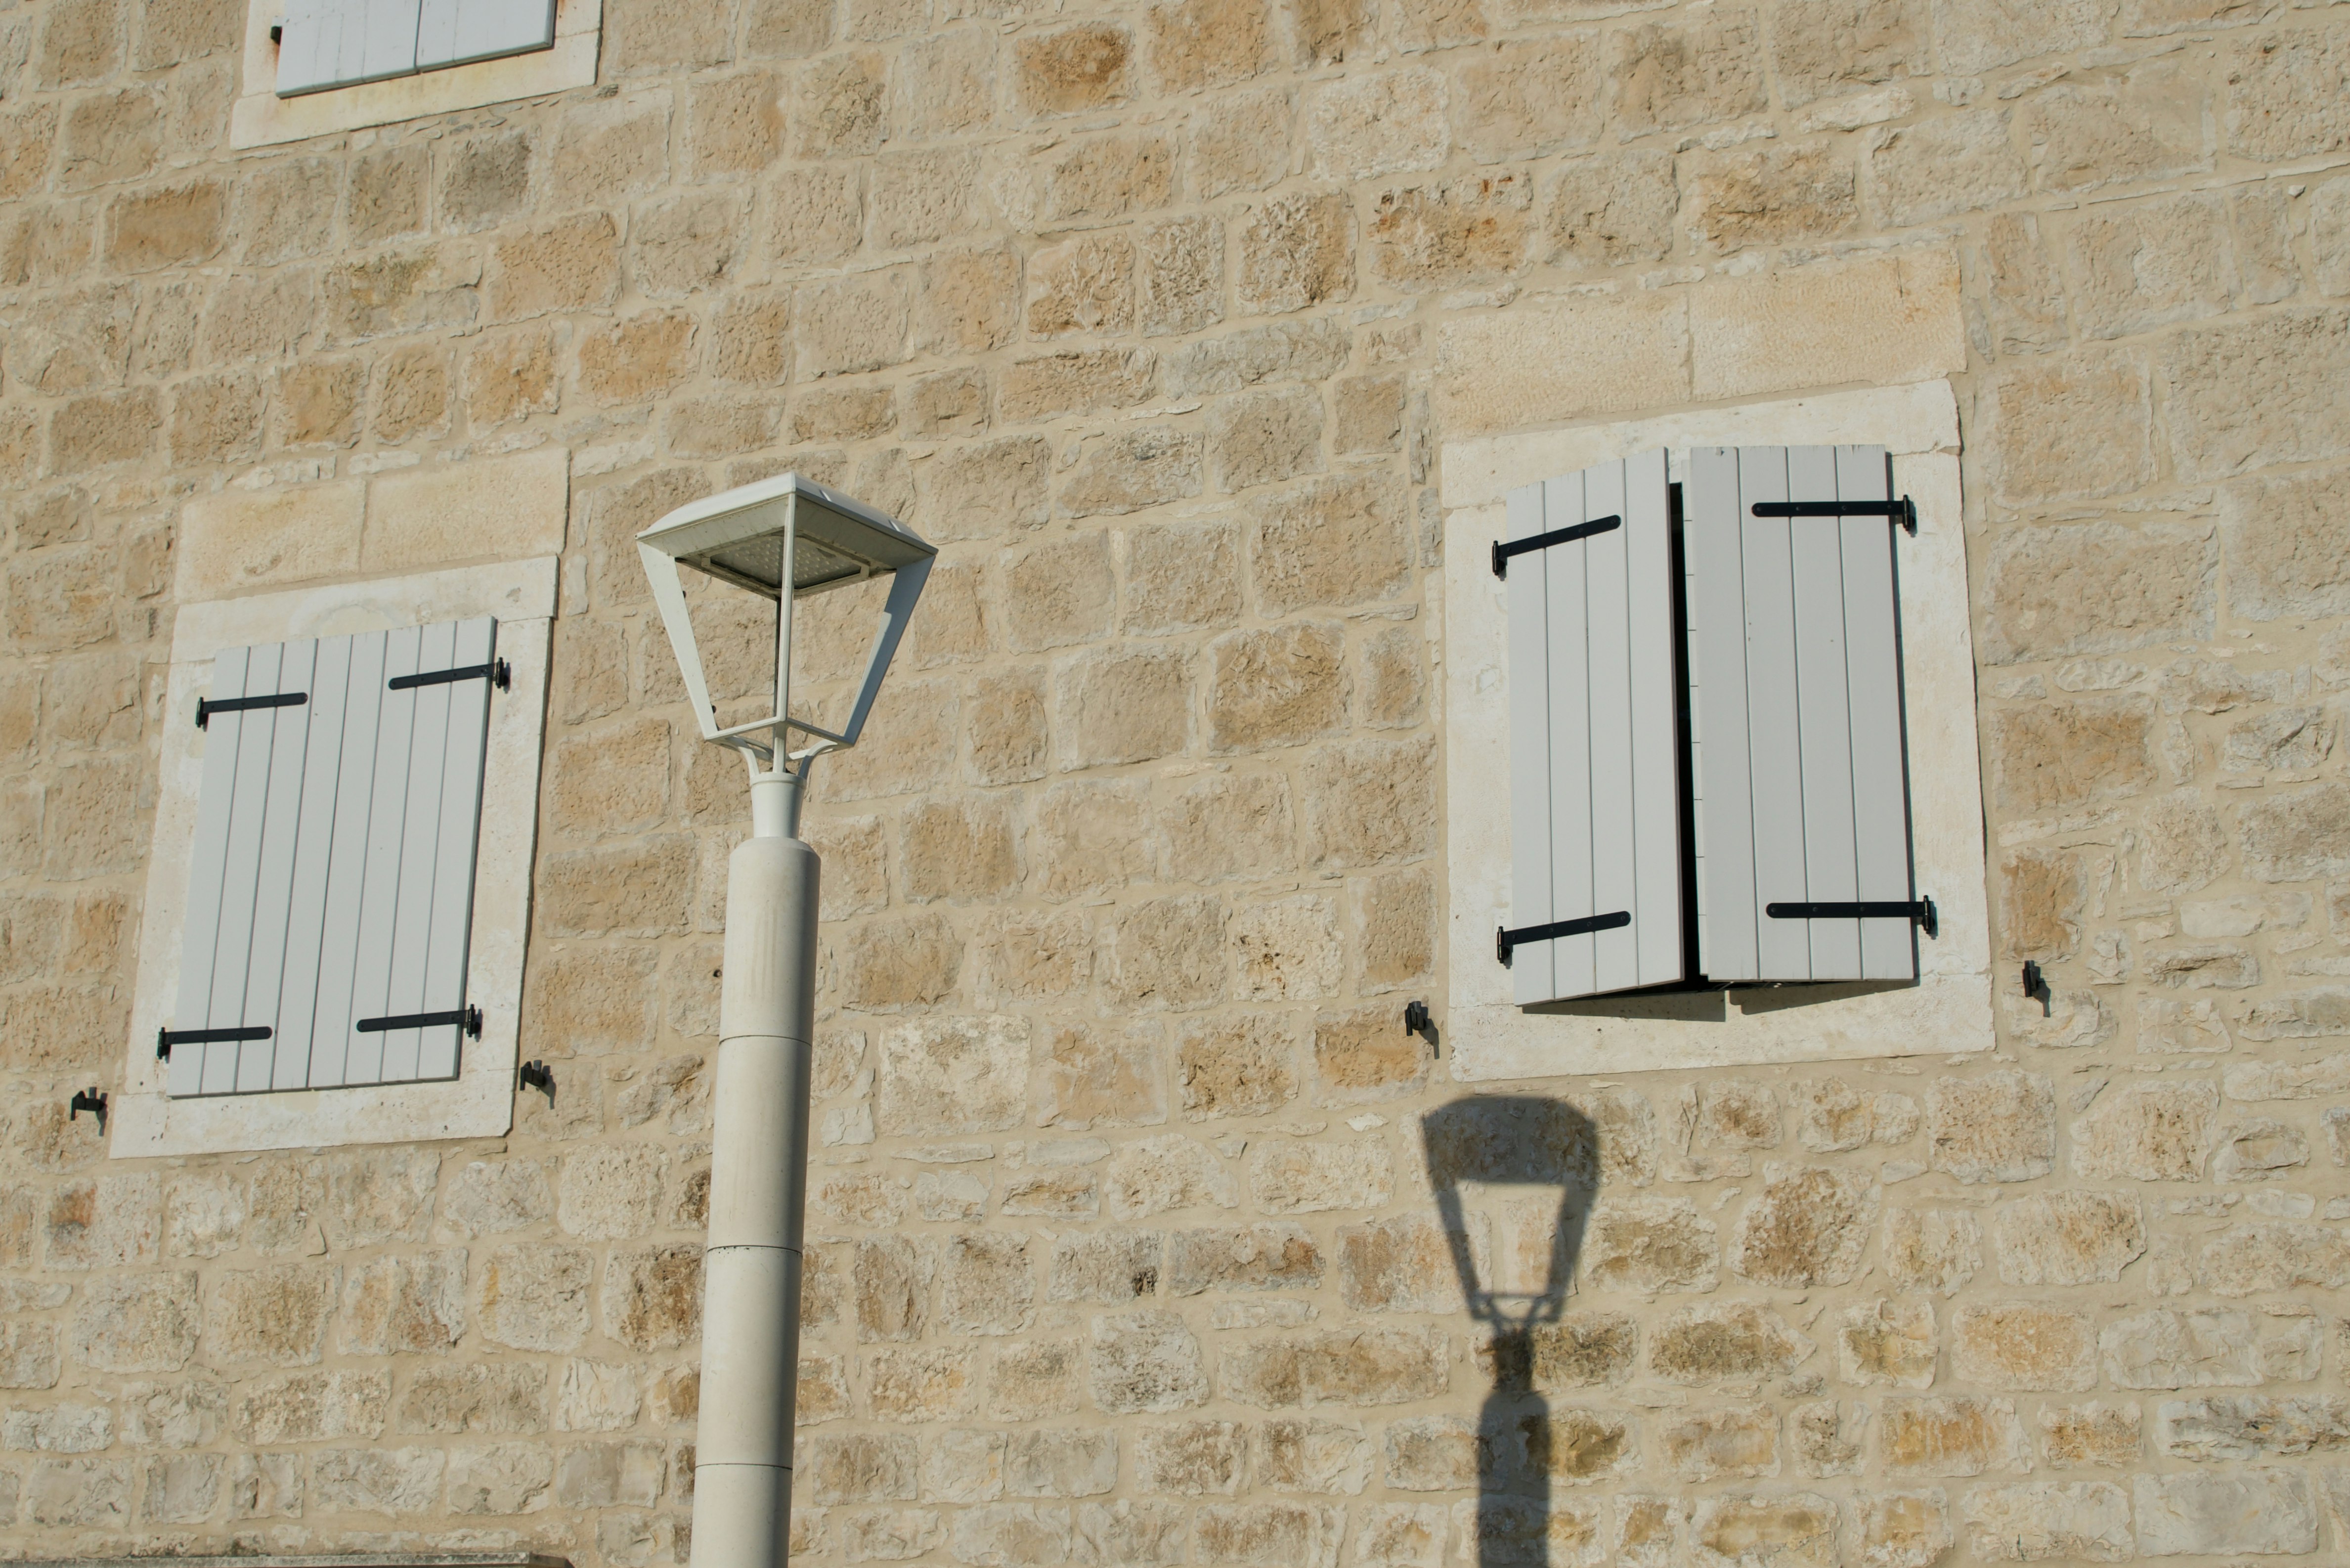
[
  {"x1": 870, "y1": 1347, "x2": 977, "y2": 1421},
  {"x1": 1126, "y1": 520, "x2": 1244, "y2": 635},
  {"x1": 1981, "y1": 522, "x2": 2213, "y2": 665},
  {"x1": 1015, "y1": 23, "x2": 1133, "y2": 117},
  {"x1": 2039, "y1": 1403, "x2": 2141, "y2": 1469},
  {"x1": 310, "y1": 1445, "x2": 444, "y2": 1516},
  {"x1": 0, "y1": 1321, "x2": 62, "y2": 1390},
  {"x1": 1058, "y1": 426, "x2": 1203, "y2": 518},
  {"x1": 1658, "y1": 1404, "x2": 1776, "y2": 1484},
  {"x1": 867, "y1": 149, "x2": 981, "y2": 252},
  {"x1": 107, "y1": 179, "x2": 227, "y2": 273},
  {"x1": 1193, "y1": 86, "x2": 1293, "y2": 200},
  {"x1": 2157, "y1": 1394, "x2": 2350, "y2": 1459},
  {"x1": 1453, "y1": 38, "x2": 1601, "y2": 163},
  {"x1": 1175, "y1": 1014, "x2": 1300, "y2": 1120},
  {"x1": 1306, "y1": 69, "x2": 1447, "y2": 180},
  {"x1": 1006, "y1": 1427, "x2": 1118, "y2": 1497},
  {"x1": 1210, "y1": 384, "x2": 1325, "y2": 492},
  {"x1": 1236, "y1": 192, "x2": 1354, "y2": 315},
  {"x1": 1960, "y1": 1481, "x2": 2132, "y2": 1562},
  {"x1": 1990, "y1": 1191, "x2": 2145, "y2": 1286},
  {"x1": 1838, "y1": 1299, "x2": 1936, "y2": 1390},
  {"x1": 877, "y1": 1015, "x2": 1031, "y2": 1136},
  {"x1": 835, "y1": 910, "x2": 962, "y2": 1008},
  {"x1": 445, "y1": 1439, "x2": 555, "y2": 1515},
  {"x1": 2199, "y1": 1221, "x2": 2350, "y2": 1295},
  {"x1": 1686, "y1": 141, "x2": 1858, "y2": 254},
  {"x1": 1220, "y1": 1325, "x2": 1446, "y2": 1408},
  {"x1": 579, "y1": 312, "x2": 697, "y2": 404},
  {"x1": 1170, "y1": 315, "x2": 1353, "y2": 394},
  {"x1": 1687, "y1": 1493, "x2": 1835, "y2": 1568},
  {"x1": 1880, "y1": 1396, "x2": 2028, "y2": 1477},
  {"x1": 1369, "y1": 174, "x2": 1531, "y2": 291},
  {"x1": 903, "y1": 795, "x2": 1017, "y2": 903},
  {"x1": 1257, "y1": 1418, "x2": 1373, "y2": 1493},
  {"x1": 478, "y1": 1245, "x2": 593, "y2": 1352},
  {"x1": 43, "y1": 1171, "x2": 160, "y2": 1270},
  {"x1": 1437, "y1": 290, "x2": 1686, "y2": 435},
  {"x1": 340, "y1": 1252, "x2": 464, "y2": 1356},
  {"x1": 1089, "y1": 1310, "x2": 1209, "y2": 1413},
  {"x1": 1583, "y1": 1195, "x2": 1719, "y2": 1295},
  {"x1": 1334, "y1": 1215, "x2": 1468, "y2": 1313},
  {"x1": 1106, "y1": 1134, "x2": 1239, "y2": 1220},
  {"x1": 794, "y1": 50, "x2": 888, "y2": 156},
  {"x1": 799, "y1": 1433, "x2": 920, "y2": 1505},
  {"x1": 2132, "y1": 1469, "x2": 2317, "y2": 1556},
  {"x1": 1026, "y1": 233, "x2": 1135, "y2": 338},
  {"x1": 1647, "y1": 1302, "x2": 1812, "y2": 1384},
  {"x1": 975, "y1": 909, "x2": 1094, "y2": 1004},
  {"x1": 1952, "y1": 1303, "x2": 2095, "y2": 1392},
  {"x1": 1247, "y1": 1137, "x2": 1394, "y2": 1214},
  {"x1": 23, "y1": 1457, "x2": 132, "y2": 1528},
  {"x1": 2239, "y1": 782, "x2": 2350, "y2": 883},
  {"x1": 1727, "y1": 1165, "x2": 1877, "y2": 1288},
  {"x1": 1692, "y1": 249, "x2": 1963, "y2": 403},
  {"x1": 1134, "y1": 1420, "x2": 1246, "y2": 1495},
  {"x1": 173, "y1": 479, "x2": 362, "y2": 601},
  {"x1": 393, "y1": 1361, "x2": 544, "y2": 1436},
  {"x1": 1038, "y1": 1022, "x2": 1167, "y2": 1131},
  {"x1": 1055, "y1": 645, "x2": 1192, "y2": 770},
  {"x1": 1769, "y1": 0, "x2": 1925, "y2": 108},
  {"x1": 1105, "y1": 895, "x2": 1224, "y2": 1010},
  {"x1": 2164, "y1": 307, "x2": 2350, "y2": 480},
  {"x1": 63, "y1": 1277, "x2": 199, "y2": 1376},
  {"x1": 989, "y1": 1340, "x2": 1086, "y2": 1422},
  {"x1": 539, "y1": 837, "x2": 696, "y2": 939},
  {"x1": 768, "y1": 163, "x2": 862, "y2": 266},
  {"x1": 2222, "y1": 465, "x2": 2350, "y2": 622},
  {"x1": 891, "y1": 31, "x2": 994, "y2": 140},
  {"x1": 795, "y1": 269, "x2": 913, "y2": 378},
  {"x1": 920, "y1": 435, "x2": 1049, "y2": 543},
  {"x1": 904, "y1": 367, "x2": 990, "y2": 437},
  {"x1": 1130, "y1": 216, "x2": 1220, "y2": 336},
  {"x1": 1614, "y1": 12, "x2": 1767, "y2": 138},
  {"x1": 1309, "y1": 1003, "x2": 1429, "y2": 1100},
  {"x1": 2222, "y1": 26, "x2": 2350, "y2": 162},
  {"x1": 1051, "y1": 1230, "x2": 1160, "y2": 1305},
  {"x1": 1029, "y1": 779, "x2": 1157, "y2": 898}
]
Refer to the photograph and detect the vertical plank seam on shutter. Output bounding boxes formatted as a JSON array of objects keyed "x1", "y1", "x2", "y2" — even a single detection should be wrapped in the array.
[
  {"x1": 1506, "y1": 482, "x2": 1553, "y2": 1006},
  {"x1": 421, "y1": 617, "x2": 497, "y2": 1081}
]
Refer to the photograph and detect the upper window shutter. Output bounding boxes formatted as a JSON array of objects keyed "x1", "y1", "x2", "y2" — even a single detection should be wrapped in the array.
[
  {"x1": 1503, "y1": 448, "x2": 1686, "y2": 1003},
  {"x1": 415, "y1": 0, "x2": 558, "y2": 72},
  {"x1": 1685, "y1": 445, "x2": 1916, "y2": 985},
  {"x1": 166, "y1": 617, "x2": 499, "y2": 1096},
  {"x1": 275, "y1": 0, "x2": 425, "y2": 95}
]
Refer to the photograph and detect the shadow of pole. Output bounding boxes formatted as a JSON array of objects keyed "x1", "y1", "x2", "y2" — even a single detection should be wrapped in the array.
[{"x1": 1421, "y1": 1097, "x2": 1600, "y2": 1568}]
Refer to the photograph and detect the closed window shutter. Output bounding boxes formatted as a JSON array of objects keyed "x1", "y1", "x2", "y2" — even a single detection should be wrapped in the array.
[
  {"x1": 275, "y1": 0, "x2": 425, "y2": 95},
  {"x1": 416, "y1": 0, "x2": 558, "y2": 71},
  {"x1": 1685, "y1": 445, "x2": 1916, "y2": 984},
  {"x1": 1505, "y1": 448, "x2": 1686, "y2": 1003},
  {"x1": 168, "y1": 617, "x2": 498, "y2": 1096}
]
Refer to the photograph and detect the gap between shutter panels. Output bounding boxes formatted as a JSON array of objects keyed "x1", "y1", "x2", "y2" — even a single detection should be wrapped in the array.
[
  {"x1": 164, "y1": 617, "x2": 500, "y2": 1097},
  {"x1": 1503, "y1": 445, "x2": 1928, "y2": 1005}
]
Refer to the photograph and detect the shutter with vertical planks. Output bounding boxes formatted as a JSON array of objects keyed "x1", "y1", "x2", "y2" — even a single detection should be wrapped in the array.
[
  {"x1": 1684, "y1": 445, "x2": 1916, "y2": 984},
  {"x1": 415, "y1": 0, "x2": 559, "y2": 72},
  {"x1": 275, "y1": 0, "x2": 426, "y2": 95},
  {"x1": 166, "y1": 617, "x2": 498, "y2": 1095},
  {"x1": 1503, "y1": 449, "x2": 1687, "y2": 1003}
]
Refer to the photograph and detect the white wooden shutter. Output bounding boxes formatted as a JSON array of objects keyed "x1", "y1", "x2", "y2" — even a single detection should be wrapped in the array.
[
  {"x1": 1503, "y1": 448, "x2": 1686, "y2": 1003},
  {"x1": 416, "y1": 0, "x2": 558, "y2": 71},
  {"x1": 1685, "y1": 446, "x2": 1917, "y2": 984},
  {"x1": 275, "y1": 0, "x2": 425, "y2": 95},
  {"x1": 167, "y1": 617, "x2": 498, "y2": 1096}
]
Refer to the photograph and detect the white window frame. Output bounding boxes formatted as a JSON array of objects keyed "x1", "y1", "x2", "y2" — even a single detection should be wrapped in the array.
[
  {"x1": 1441, "y1": 380, "x2": 1994, "y2": 1079},
  {"x1": 116, "y1": 558, "x2": 554, "y2": 1157},
  {"x1": 230, "y1": 0, "x2": 601, "y2": 151}
]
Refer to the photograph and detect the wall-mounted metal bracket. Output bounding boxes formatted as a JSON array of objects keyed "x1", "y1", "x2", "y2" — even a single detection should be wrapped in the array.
[
  {"x1": 1750, "y1": 497, "x2": 1917, "y2": 534},
  {"x1": 1497, "y1": 909, "x2": 1632, "y2": 965},
  {"x1": 390, "y1": 658, "x2": 511, "y2": 693},
  {"x1": 1492, "y1": 514, "x2": 1622, "y2": 577},
  {"x1": 69, "y1": 1087, "x2": 106, "y2": 1122},
  {"x1": 157, "y1": 1024, "x2": 271, "y2": 1061},
  {"x1": 196, "y1": 691, "x2": 306, "y2": 729},
  {"x1": 519, "y1": 1060, "x2": 555, "y2": 1097},
  {"x1": 1767, "y1": 897, "x2": 1937, "y2": 937},
  {"x1": 356, "y1": 1005, "x2": 482, "y2": 1038}
]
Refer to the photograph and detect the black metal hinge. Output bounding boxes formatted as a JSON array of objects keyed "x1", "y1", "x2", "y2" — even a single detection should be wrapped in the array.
[
  {"x1": 357, "y1": 1005, "x2": 483, "y2": 1038},
  {"x1": 196, "y1": 692, "x2": 306, "y2": 729},
  {"x1": 1493, "y1": 514, "x2": 1622, "y2": 578},
  {"x1": 1767, "y1": 897, "x2": 1937, "y2": 937},
  {"x1": 157, "y1": 1024, "x2": 272, "y2": 1060},
  {"x1": 390, "y1": 659, "x2": 511, "y2": 693},
  {"x1": 1497, "y1": 910, "x2": 1632, "y2": 965},
  {"x1": 1751, "y1": 497, "x2": 1917, "y2": 534}
]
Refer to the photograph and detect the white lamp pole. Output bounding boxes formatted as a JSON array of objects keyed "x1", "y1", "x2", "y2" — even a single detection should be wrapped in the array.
[{"x1": 639, "y1": 475, "x2": 934, "y2": 1568}]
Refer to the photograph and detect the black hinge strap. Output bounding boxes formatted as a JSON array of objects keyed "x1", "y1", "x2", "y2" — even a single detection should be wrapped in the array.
[
  {"x1": 357, "y1": 1005, "x2": 483, "y2": 1038},
  {"x1": 1497, "y1": 910, "x2": 1632, "y2": 965},
  {"x1": 1492, "y1": 515, "x2": 1622, "y2": 578},
  {"x1": 1767, "y1": 897, "x2": 1938, "y2": 937},
  {"x1": 1750, "y1": 498, "x2": 1917, "y2": 534},
  {"x1": 157, "y1": 1025, "x2": 272, "y2": 1060},
  {"x1": 390, "y1": 659, "x2": 511, "y2": 693},
  {"x1": 196, "y1": 692, "x2": 306, "y2": 729}
]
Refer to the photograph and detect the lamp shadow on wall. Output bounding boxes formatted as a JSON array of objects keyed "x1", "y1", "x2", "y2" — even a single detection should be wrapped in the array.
[{"x1": 1421, "y1": 1096, "x2": 1602, "y2": 1568}]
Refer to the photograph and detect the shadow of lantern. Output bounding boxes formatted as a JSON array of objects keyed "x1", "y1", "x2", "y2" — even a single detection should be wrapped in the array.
[{"x1": 1420, "y1": 1096, "x2": 1602, "y2": 1568}]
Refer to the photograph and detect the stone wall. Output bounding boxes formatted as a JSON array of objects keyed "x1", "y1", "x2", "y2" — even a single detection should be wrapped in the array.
[{"x1": 2, "y1": 0, "x2": 2350, "y2": 1562}]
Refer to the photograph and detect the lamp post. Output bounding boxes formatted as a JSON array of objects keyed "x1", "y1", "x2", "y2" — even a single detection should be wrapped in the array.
[{"x1": 639, "y1": 474, "x2": 934, "y2": 1568}]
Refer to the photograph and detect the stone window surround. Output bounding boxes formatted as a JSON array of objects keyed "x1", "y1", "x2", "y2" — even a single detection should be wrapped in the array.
[
  {"x1": 112, "y1": 555, "x2": 556, "y2": 1159},
  {"x1": 230, "y1": 0, "x2": 603, "y2": 150},
  {"x1": 1439, "y1": 378, "x2": 1995, "y2": 1079}
]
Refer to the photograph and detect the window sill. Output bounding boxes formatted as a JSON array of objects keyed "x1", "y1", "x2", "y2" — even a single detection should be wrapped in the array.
[{"x1": 230, "y1": 0, "x2": 601, "y2": 151}]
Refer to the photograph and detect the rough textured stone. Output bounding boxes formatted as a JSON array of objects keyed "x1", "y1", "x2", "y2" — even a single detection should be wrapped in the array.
[
  {"x1": 1961, "y1": 1482, "x2": 2132, "y2": 1562},
  {"x1": 1951, "y1": 1303, "x2": 2095, "y2": 1392}
]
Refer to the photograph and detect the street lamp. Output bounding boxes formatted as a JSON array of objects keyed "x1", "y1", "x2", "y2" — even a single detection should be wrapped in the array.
[{"x1": 639, "y1": 473, "x2": 934, "y2": 1568}]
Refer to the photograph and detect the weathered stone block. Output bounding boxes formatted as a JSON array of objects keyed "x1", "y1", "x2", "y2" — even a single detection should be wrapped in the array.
[
  {"x1": 1928, "y1": 1071, "x2": 2054, "y2": 1182},
  {"x1": 1090, "y1": 1310, "x2": 1209, "y2": 1413},
  {"x1": 1221, "y1": 1325, "x2": 1447, "y2": 1408},
  {"x1": 2133, "y1": 1469, "x2": 2317, "y2": 1556},
  {"x1": 1960, "y1": 1481, "x2": 2132, "y2": 1562},
  {"x1": 1951, "y1": 1303, "x2": 2095, "y2": 1392},
  {"x1": 1584, "y1": 1196, "x2": 1719, "y2": 1295},
  {"x1": 1838, "y1": 1299, "x2": 1935, "y2": 1390},
  {"x1": 1648, "y1": 1302, "x2": 1812, "y2": 1384}
]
